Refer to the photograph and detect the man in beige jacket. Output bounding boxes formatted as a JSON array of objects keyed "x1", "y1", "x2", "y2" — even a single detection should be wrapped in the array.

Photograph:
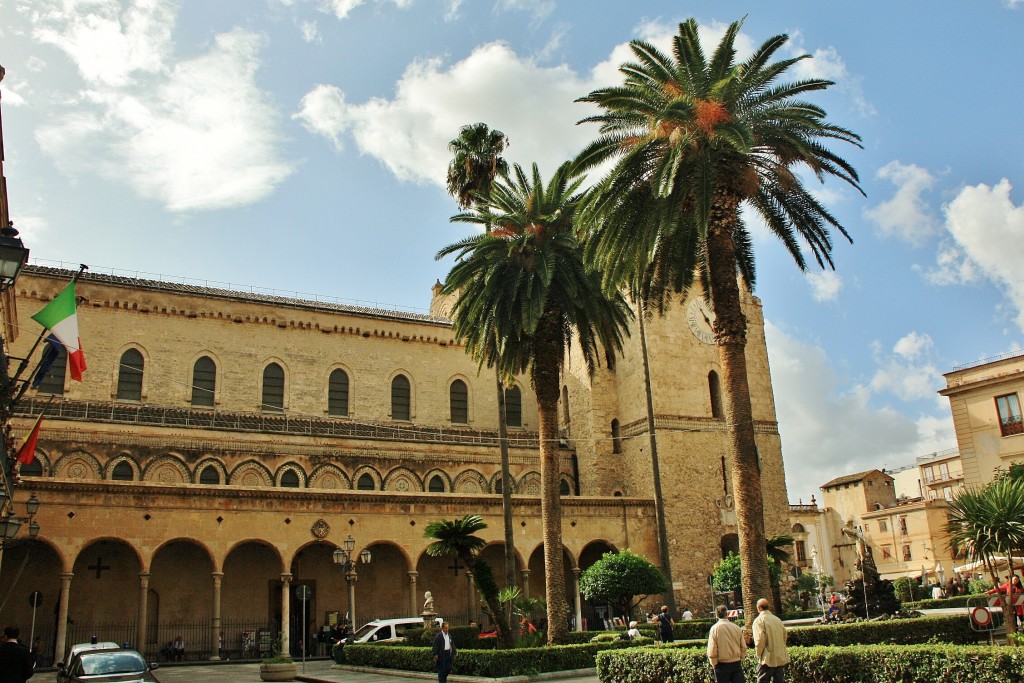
[
  {"x1": 706, "y1": 605, "x2": 746, "y2": 682},
  {"x1": 751, "y1": 598, "x2": 789, "y2": 683}
]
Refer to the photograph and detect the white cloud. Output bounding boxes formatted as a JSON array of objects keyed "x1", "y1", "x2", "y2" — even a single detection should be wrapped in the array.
[
  {"x1": 1005, "y1": 0, "x2": 1023, "y2": 7},
  {"x1": 497, "y1": 0, "x2": 556, "y2": 23},
  {"x1": 295, "y1": 41, "x2": 602, "y2": 186},
  {"x1": 864, "y1": 161, "x2": 939, "y2": 245},
  {"x1": 765, "y1": 322, "x2": 955, "y2": 503},
  {"x1": 788, "y1": 33, "x2": 874, "y2": 117},
  {"x1": 35, "y1": 20, "x2": 294, "y2": 212},
  {"x1": 300, "y1": 20, "x2": 319, "y2": 43},
  {"x1": 807, "y1": 270, "x2": 842, "y2": 302},
  {"x1": 868, "y1": 332, "x2": 942, "y2": 403},
  {"x1": 940, "y1": 179, "x2": 1024, "y2": 330}
]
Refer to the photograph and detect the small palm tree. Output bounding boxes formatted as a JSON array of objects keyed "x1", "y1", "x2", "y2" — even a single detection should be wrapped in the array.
[
  {"x1": 437, "y1": 161, "x2": 632, "y2": 643},
  {"x1": 574, "y1": 17, "x2": 863, "y2": 622},
  {"x1": 425, "y1": 515, "x2": 513, "y2": 647},
  {"x1": 947, "y1": 479, "x2": 1024, "y2": 634}
]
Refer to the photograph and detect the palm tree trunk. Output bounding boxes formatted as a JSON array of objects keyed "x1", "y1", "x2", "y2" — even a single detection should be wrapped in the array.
[
  {"x1": 706, "y1": 190, "x2": 772, "y2": 634},
  {"x1": 495, "y1": 370, "x2": 517, "y2": 628},
  {"x1": 637, "y1": 299, "x2": 677, "y2": 615},
  {"x1": 464, "y1": 552, "x2": 514, "y2": 648},
  {"x1": 534, "y1": 313, "x2": 569, "y2": 644}
]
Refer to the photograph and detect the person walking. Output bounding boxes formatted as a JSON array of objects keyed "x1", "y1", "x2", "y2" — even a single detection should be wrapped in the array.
[
  {"x1": 653, "y1": 604, "x2": 675, "y2": 643},
  {"x1": 707, "y1": 605, "x2": 746, "y2": 683},
  {"x1": 431, "y1": 621, "x2": 456, "y2": 683},
  {"x1": 0, "y1": 625, "x2": 35, "y2": 683},
  {"x1": 752, "y1": 598, "x2": 789, "y2": 683}
]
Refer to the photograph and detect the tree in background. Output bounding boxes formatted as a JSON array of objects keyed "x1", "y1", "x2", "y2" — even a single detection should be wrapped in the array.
[
  {"x1": 574, "y1": 17, "x2": 863, "y2": 627},
  {"x1": 437, "y1": 162, "x2": 632, "y2": 643},
  {"x1": 579, "y1": 550, "x2": 670, "y2": 621},
  {"x1": 712, "y1": 552, "x2": 780, "y2": 610},
  {"x1": 424, "y1": 515, "x2": 512, "y2": 648}
]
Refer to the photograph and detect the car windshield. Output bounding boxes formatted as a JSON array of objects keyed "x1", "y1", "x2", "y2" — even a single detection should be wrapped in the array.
[
  {"x1": 352, "y1": 623, "x2": 379, "y2": 639},
  {"x1": 80, "y1": 651, "x2": 146, "y2": 675}
]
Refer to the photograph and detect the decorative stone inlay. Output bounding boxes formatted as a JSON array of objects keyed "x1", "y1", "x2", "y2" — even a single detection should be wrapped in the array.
[
  {"x1": 68, "y1": 462, "x2": 88, "y2": 479},
  {"x1": 394, "y1": 477, "x2": 411, "y2": 492},
  {"x1": 311, "y1": 519, "x2": 330, "y2": 539},
  {"x1": 242, "y1": 472, "x2": 260, "y2": 487}
]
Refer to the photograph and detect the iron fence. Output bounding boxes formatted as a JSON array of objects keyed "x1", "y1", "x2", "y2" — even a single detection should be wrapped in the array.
[{"x1": 62, "y1": 618, "x2": 273, "y2": 663}]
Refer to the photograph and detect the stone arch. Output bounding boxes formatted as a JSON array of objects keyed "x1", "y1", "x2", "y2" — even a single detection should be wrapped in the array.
[
  {"x1": 186, "y1": 349, "x2": 223, "y2": 406},
  {"x1": 423, "y1": 469, "x2": 451, "y2": 493},
  {"x1": 113, "y1": 343, "x2": 150, "y2": 401},
  {"x1": 387, "y1": 368, "x2": 416, "y2": 421},
  {"x1": 559, "y1": 475, "x2": 575, "y2": 496},
  {"x1": 446, "y1": 374, "x2": 472, "y2": 424},
  {"x1": 229, "y1": 460, "x2": 274, "y2": 487},
  {"x1": 52, "y1": 449, "x2": 103, "y2": 480},
  {"x1": 142, "y1": 454, "x2": 191, "y2": 484},
  {"x1": 720, "y1": 533, "x2": 739, "y2": 559},
  {"x1": 453, "y1": 469, "x2": 488, "y2": 494},
  {"x1": 274, "y1": 462, "x2": 307, "y2": 488},
  {"x1": 352, "y1": 465, "x2": 382, "y2": 491},
  {"x1": 259, "y1": 356, "x2": 289, "y2": 411},
  {"x1": 490, "y1": 470, "x2": 516, "y2": 494},
  {"x1": 325, "y1": 363, "x2": 355, "y2": 417},
  {"x1": 518, "y1": 471, "x2": 541, "y2": 496},
  {"x1": 383, "y1": 466, "x2": 422, "y2": 493},
  {"x1": 194, "y1": 458, "x2": 228, "y2": 485},
  {"x1": 18, "y1": 447, "x2": 50, "y2": 478},
  {"x1": 150, "y1": 537, "x2": 217, "y2": 571},
  {"x1": 106, "y1": 452, "x2": 140, "y2": 481},
  {"x1": 791, "y1": 523, "x2": 806, "y2": 533},
  {"x1": 308, "y1": 464, "x2": 352, "y2": 490}
]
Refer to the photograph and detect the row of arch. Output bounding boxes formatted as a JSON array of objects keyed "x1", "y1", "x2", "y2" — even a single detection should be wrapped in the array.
[{"x1": 22, "y1": 450, "x2": 576, "y2": 495}]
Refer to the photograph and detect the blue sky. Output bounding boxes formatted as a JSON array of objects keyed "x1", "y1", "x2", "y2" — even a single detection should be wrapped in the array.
[{"x1": 2, "y1": 0, "x2": 1023, "y2": 504}]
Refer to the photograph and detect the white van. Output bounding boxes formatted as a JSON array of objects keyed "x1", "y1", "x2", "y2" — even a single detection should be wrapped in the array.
[{"x1": 348, "y1": 617, "x2": 427, "y2": 644}]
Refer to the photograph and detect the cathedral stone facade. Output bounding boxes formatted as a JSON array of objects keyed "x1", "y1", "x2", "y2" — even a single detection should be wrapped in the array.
[{"x1": 0, "y1": 265, "x2": 790, "y2": 662}]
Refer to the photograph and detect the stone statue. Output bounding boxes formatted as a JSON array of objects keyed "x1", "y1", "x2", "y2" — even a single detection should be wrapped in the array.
[{"x1": 423, "y1": 590, "x2": 434, "y2": 613}]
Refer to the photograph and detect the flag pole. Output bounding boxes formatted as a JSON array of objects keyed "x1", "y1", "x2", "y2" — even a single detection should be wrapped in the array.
[{"x1": 10, "y1": 264, "x2": 88, "y2": 392}]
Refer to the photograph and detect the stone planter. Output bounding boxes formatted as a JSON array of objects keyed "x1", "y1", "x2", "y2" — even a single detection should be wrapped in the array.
[{"x1": 259, "y1": 661, "x2": 297, "y2": 681}]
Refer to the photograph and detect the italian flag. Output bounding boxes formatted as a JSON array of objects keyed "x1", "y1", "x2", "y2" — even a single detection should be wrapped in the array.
[{"x1": 31, "y1": 282, "x2": 87, "y2": 381}]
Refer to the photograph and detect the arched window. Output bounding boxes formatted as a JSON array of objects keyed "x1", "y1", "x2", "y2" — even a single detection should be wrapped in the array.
[
  {"x1": 611, "y1": 419, "x2": 622, "y2": 454},
  {"x1": 328, "y1": 369, "x2": 349, "y2": 416},
  {"x1": 35, "y1": 340, "x2": 67, "y2": 395},
  {"x1": 391, "y1": 374, "x2": 410, "y2": 421},
  {"x1": 709, "y1": 370, "x2": 723, "y2": 419},
  {"x1": 199, "y1": 466, "x2": 220, "y2": 485},
  {"x1": 357, "y1": 473, "x2": 375, "y2": 491},
  {"x1": 262, "y1": 363, "x2": 284, "y2": 412},
  {"x1": 450, "y1": 379, "x2": 468, "y2": 424},
  {"x1": 792, "y1": 523, "x2": 806, "y2": 533},
  {"x1": 495, "y1": 477, "x2": 507, "y2": 494},
  {"x1": 504, "y1": 385, "x2": 522, "y2": 428},
  {"x1": 559, "y1": 480, "x2": 571, "y2": 496},
  {"x1": 191, "y1": 356, "x2": 216, "y2": 407},
  {"x1": 116, "y1": 349, "x2": 144, "y2": 401},
  {"x1": 281, "y1": 470, "x2": 300, "y2": 488},
  {"x1": 112, "y1": 462, "x2": 134, "y2": 481},
  {"x1": 428, "y1": 475, "x2": 445, "y2": 493},
  {"x1": 20, "y1": 460, "x2": 42, "y2": 477}
]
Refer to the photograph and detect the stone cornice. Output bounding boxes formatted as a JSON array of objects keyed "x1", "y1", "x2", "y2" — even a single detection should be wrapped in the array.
[{"x1": 620, "y1": 414, "x2": 779, "y2": 438}]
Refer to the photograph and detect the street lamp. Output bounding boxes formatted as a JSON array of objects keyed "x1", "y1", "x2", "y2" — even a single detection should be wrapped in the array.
[
  {"x1": 332, "y1": 535, "x2": 371, "y2": 630},
  {"x1": 0, "y1": 226, "x2": 29, "y2": 289}
]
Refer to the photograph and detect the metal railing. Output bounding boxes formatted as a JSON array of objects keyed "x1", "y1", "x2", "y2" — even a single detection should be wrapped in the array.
[{"x1": 952, "y1": 348, "x2": 1024, "y2": 372}]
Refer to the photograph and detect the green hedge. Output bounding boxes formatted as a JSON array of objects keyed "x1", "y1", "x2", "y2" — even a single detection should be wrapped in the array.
[
  {"x1": 903, "y1": 595, "x2": 973, "y2": 610},
  {"x1": 596, "y1": 644, "x2": 1024, "y2": 683},
  {"x1": 342, "y1": 641, "x2": 634, "y2": 677},
  {"x1": 786, "y1": 614, "x2": 978, "y2": 646},
  {"x1": 399, "y1": 625, "x2": 493, "y2": 650}
]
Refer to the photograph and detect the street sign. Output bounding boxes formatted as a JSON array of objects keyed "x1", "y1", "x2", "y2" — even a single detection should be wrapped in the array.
[
  {"x1": 295, "y1": 585, "x2": 313, "y2": 602},
  {"x1": 28, "y1": 591, "x2": 42, "y2": 607},
  {"x1": 971, "y1": 605, "x2": 993, "y2": 629}
]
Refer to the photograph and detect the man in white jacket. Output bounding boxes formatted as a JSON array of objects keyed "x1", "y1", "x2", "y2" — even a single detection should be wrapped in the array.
[{"x1": 752, "y1": 598, "x2": 789, "y2": 683}]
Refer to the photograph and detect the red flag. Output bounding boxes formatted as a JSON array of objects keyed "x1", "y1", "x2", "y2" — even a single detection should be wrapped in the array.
[{"x1": 16, "y1": 414, "x2": 43, "y2": 465}]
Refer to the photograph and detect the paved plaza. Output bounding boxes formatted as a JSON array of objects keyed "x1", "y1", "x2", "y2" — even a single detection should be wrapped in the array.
[{"x1": 149, "y1": 660, "x2": 600, "y2": 683}]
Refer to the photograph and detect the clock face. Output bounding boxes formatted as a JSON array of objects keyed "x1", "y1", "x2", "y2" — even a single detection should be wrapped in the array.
[{"x1": 687, "y1": 298, "x2": 716, "y2": 344}]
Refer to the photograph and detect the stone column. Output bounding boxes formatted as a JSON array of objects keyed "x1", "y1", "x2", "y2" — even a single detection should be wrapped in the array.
[
  {"x1": 281, "y1": 573, "x2": 292, "y2": 656},
  {"x1": 521, "y1": 570, "x2": 530, "y2": 598},
  {"x1": 136, "y1": 572, "x2": 150, "y2": 654},
  {"x1": 211, "y1": 572, "x2": 224, "y2": 660},
  {"x1": 347, "y1": 570, "x2": 358, "y2": 627},
  {"x1": 407, "y1": 571, "x2": 418, "y2": 616},
  {"x1": 54, "y1": 572, "x2": 74, "y2": 663},
  {"x1": 466, "y1": 573, "x2": 476, "y2": 622},
  {"x1": 572, "y1": 568, "x2": 583, "y2": 632}
]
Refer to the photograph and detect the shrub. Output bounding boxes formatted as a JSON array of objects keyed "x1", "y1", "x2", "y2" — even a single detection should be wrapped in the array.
[
  {"x1": 343, "y1": 640, "x2": 636, "y2": 676},
  {"x1": 903, "y1": 595, "x2": 974, "y2": 610},
  {"x1": 786, "y1": 614, "x2": 978, "y2": 646},
  {"x1": 597, "y1": 644, "x2": 1024, "y2": 683},
  {"x1": 892, "y1": 576, "x2": 921, "y2": 603}
]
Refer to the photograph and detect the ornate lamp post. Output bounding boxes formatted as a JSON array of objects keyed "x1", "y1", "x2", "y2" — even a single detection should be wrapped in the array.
[{"x1": 332, "y1": 535, "x2": 371, "y2": 629}]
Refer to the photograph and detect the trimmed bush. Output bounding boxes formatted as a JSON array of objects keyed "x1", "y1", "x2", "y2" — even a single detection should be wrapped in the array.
[
  {"x1": 400, "y1": 625, "x2": 492, "y2": 650},
  {"x1": 903, "y1": 595, "x2": 973, "y2": 610},
  {"x1": 344, "y1": 640, "x2": 634, "y2": 677},
  {"x1": 786, "y1": 614, "x2": 978, "y2": 646},
  {"x1": 596, "y1": 644, "x2": 1024, "y2": 683}
]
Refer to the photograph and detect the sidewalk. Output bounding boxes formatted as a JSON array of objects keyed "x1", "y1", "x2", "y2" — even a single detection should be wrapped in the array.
[{"x1": 151, "y1": 659, "x2": 600, "y2": 683}]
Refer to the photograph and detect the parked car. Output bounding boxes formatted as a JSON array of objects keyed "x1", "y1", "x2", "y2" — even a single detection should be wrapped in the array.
[
  {"x1": 345, "y1": 617, "x2": 426, "y2": 644},
  {"x1": 56, "y1": 642, "x2": 120, "y2": 683},
  {"x1": 65, "y1": 648, "x2": 159, "y2": 683}
]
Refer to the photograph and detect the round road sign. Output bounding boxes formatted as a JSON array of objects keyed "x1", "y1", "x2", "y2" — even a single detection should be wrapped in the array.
[{"x1": 970, "y1": 605, "x2": 992, "y2": 628}]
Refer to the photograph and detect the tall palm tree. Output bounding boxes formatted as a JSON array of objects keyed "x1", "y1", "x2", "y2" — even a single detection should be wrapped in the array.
[
  {"x1": 947, "y1": 479, "x2": 1024, "y2": 634},
  {"x1": 574, "y1": 18, "x2": 863, "y2": 624},
  {"x1": 437, "y1": 161, "x2": 632, "y2": 644},
  {"x1": 424, "y1": 515, "x2": 513, "y2": 647},
  {"x1": 445, "y1": 123, "x2": 520, "y2": 621}
]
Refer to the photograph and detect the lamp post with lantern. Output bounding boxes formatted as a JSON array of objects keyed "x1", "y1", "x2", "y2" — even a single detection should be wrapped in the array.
[{"x1": 332, "y1": 535, "x2": 372, "y2": 630}]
